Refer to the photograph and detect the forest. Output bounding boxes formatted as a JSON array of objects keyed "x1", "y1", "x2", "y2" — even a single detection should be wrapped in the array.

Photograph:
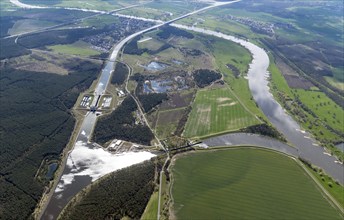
[
  {"x1": 157, "y1": 25, "x2": 194, "y2": 39},
  {"x1": 59, "y1": 159, "x2": 159, "y2": 220},
  {"x1": 193, "y1": 69, "x2": 222, "y2": 88},
  {"x1": 0, "y1": 37, "x2": 31, "y2": 59},
  {"x1": 0, "y1": 61, "x2": 101, "y2": 219},
  {"x1": 111, "y1": 62, "x2": 129, "y2": 85},
  {"x1": 17, "y1": 28, "x2": 104, "y2": 49},
  {"x1": 138, "y1": 93, "x2": 168, "y2": 113},
  {"x1": 93, "y1": 96, "x2": 154, "y2": 145}
]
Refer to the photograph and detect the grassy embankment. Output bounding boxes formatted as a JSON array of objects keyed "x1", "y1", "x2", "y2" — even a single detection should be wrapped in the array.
[
  {"x1": 141, "y1": 192, "x2": 159, "y2": 220},
  {"x1": 304, "y1": 164, "x2": 344, "y2": 208},
  {"x1": 170, "y1": 148, "x2": 343, "y2": 219}
]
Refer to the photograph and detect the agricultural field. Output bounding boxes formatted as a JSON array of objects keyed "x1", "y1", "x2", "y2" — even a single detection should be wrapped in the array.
[
  {"x1": 183, "y1": 87, "x2": 260, "y2": 138},
  {"x1": 170, "y1": 148, "x2": 343, "y2": 219}
]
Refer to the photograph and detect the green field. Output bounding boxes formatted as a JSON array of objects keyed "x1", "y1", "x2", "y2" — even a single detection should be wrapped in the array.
[
  {"x1": 47, "y1": 41, "x2": 101, "y2": 56},
  {"x1": 306, "y1": 165, "x2": 344, "y2": 208},
  {"x1": 325, "y1": 76, "x2": 344, "y2": 91},
  {"x1": 209, "y1": 36, "x2": 268, "y2": 121},
  {"x1": 171, "y1": 148, "x2": 343, "y2": 219},
  {"x1": 183, "y1": 87, "x2": 259, "y2": 138},
  {"x1": 156, "y1": 108, "x2": 185, "y2": 138},
  {"x1": 295, "y1": 89, "x2": 344, "y2": 133},
  {"x1": 138, "y1": 38, "x2": 165, "y2": 51},
  {"x1": 141, "y1": 192, "x2": 159, "y2": 220},
  {"x1": 8, "y1": 19, "x2": 57, "y2": 35}
]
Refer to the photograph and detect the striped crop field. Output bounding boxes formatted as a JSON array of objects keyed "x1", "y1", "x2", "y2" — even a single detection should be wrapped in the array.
[
  {"x1": 170, "y1": 148, "x2": 343, "y2": 220},
  {"x1": 183, "y1": 87, "x2": 260, "y2": 138}
]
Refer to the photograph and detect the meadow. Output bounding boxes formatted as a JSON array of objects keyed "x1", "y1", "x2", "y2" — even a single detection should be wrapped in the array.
[
  {"x1": 156, "y1": 108, "x2": 186, "y2": 138},
  {"x1": 294, "y1": 89, "x2": 344, "y2": 133},
  {"x1": 209, "y1": 37, "x2": 268, "y2": 121},
  {"x1": 171, "y1": 148, "x2": 343, "y2": 219},
  {"x1": 183, "y1": 87, "x2": 260, "y2": 138},
  {"x1": 47, "y1": 41, "x2": 101, "y2": 57}
]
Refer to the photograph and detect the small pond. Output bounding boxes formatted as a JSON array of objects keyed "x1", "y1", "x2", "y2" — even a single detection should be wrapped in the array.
[
  {"x1": 46, "y1": 162, "x2": 58, "y2": 180},
  {"x1": 143, "y1": 79, "x2": 173, "y2": 93}
]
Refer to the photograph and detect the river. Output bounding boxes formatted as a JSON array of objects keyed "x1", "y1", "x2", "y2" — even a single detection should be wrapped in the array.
[{"x1": 171, "y1": 24, "x2": 343, "y2": 184}]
